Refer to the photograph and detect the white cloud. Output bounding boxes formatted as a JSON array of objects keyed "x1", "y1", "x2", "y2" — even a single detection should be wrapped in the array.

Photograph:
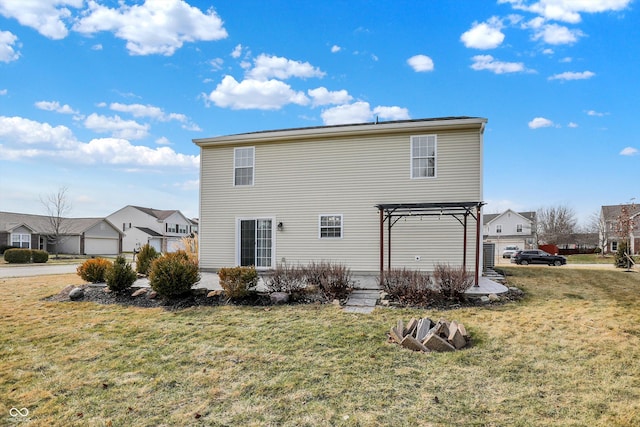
[
  {"x1": 560, "y1": 56, "x2": 572, "y2": 62},
  {"x1": 620, "y1": 147, "x2": 638, "y2": 156},
  {"x1": 471, "y1": 55, "x2": 528, "y2": 74},
  {"x1": 205, "y1": 75, "x2": 309, "y2": 110},
  {"x1": 407, "y1": 54, "x2": 434, "y2": 72},
  {"x1": 331, "y1": 45, "x2": 341, "y2": 53},
  {"x1": 209, "y1": 57, "x2": 224, "y2": 71},
  {"x1": 156, "y1": 136, "x2": 172, "y2": 145},
  {"x1": 84, "y1": 113, "x2": 149, "y2": 140},
  {"x1": 0, "y1": 89, "x2": 6, "y2": 95},
  {"x1": 587, "y1": 110, "x2": 608, "y2": 116},
  {"x1": 91, "y1": 44, "x2": 102, "y2": 51},
  {"x1": 320, "y1": 101, "x2": 410, "y2": 125},
  {"x1": 373, "y1": 106, "x2": 410, "y2": 121},
  {"x1": 548, "y1": 70, "x2": 595, "y2": 80},
  {"x1": 0, "y1": 0, "x2": 81, "y2": 39},
  {"x1": 174, "y1": 179, "x2": 199, "y2": 190},
  {"x1": 460, "y1": 18, "x2": 505, "y2": 49},
  {"x1": 35, "y1": 100, "x2": 78, "y2": 115},
  {"x1": 0, "y1": 30, "x2": 20, "y2": 62},
  {"x1": 73, "y1": 0, "x2": 228, "y2": 56},
  {"x1": 568, "y1": 122, "x2": 578, "y2": 128},
  {"x1": 231, "y1": 44, "x2": 243, "y2": 58},
  {"x1": 500, "y1": 0, "x2": 632, "y2": 23},
  {"x1": 528, "y1": 117, "x2": 554, "y2": 128},
  {"x1": 532, "y1": 23, "x2": 583, "y2": 44},
  {"x1": 246, "y1": 54, "x2": 325, "y2": 81},
  {"x1": 308, "y1": 87, "x2": 353, "y2": 107},
  {"x1": 0, "y1": 115, "x2": 198, "y2": 168}
]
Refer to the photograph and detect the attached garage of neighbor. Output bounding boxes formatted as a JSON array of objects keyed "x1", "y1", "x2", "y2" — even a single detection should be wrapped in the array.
[{"x1": 81, "y1": 220, "x2": 122, "y2": 255}]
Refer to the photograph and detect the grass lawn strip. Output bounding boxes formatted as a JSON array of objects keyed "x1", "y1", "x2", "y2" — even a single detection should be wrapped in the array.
[{"x1": 0, "y1": 267, "x2": 639, "y2": 426}]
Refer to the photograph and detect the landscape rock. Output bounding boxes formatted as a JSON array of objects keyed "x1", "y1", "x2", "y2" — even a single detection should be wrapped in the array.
[
  {"x1": 69, "y1": 287, "x2": 85, "y2": 300},
  {"x1": 131, "y1": 288, "x2": 148, "y2": 297},
  {"x1": 207, "y1": 290, "x2": 223, "y2": 298},
  {"x1": 147, "y1": 290, "x2": 158, "y2": 299},
  {"x1": 270, "y1": 292, "x2": 290, "y2": 304},
  {"x1": 480, "y1": 296, "x2": 490, "y2": 304},
  {"x1": 488, "y1": 293, "x2": 501, "y2": 302}
]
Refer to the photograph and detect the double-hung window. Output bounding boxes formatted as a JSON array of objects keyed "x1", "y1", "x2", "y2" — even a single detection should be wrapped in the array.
[
  {"x1": 516, "y1": 224, "x2": 523, "y2": 233},
  {"x1": 496, "y1": 225, "x2": 502, "y2": 234},
  {"x1": 11, "y1": 233, "x2": 30, "y2": 248},
  {"x1": 234, "y1": 147, "x2": 254, "y2": 186},
  {"x1": 319, "y1": 215, "x2": 343, "y2": 238},
  {"x1": 411, "y1": 135, "x2": 436, "y2": 179}
]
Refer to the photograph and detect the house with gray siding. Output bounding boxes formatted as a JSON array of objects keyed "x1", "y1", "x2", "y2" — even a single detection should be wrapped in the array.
[
  {"x1": 0, "y1": 211, "x2": 122, "y2": 255},
  {"x1": 194, "y1": 117, "x2": 487, "y2": 283},
  {"x1": 483, "y1": 209, "x2": 537, "y2": 256}
]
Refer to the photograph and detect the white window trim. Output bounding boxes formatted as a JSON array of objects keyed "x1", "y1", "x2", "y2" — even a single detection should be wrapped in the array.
[
  {"x1": 318, "y1": 214, "x2": 343, "y2": 239},
  {"x1": 235, "y1": 216, "x2": 276, "y2": 270},
  {"x1": 516, "y1": 224, "x2": 523, "y2": 233},
  {"x1": 233, "y1": 146, "x2": 255, "y2": 186},
  {"x1": 410, "y1": 134, "x2": 437, "y2": 179},
  {"x1": 11, "y1": 233, "x2": 31, "y2": 249},
  {"x1": 496, "y1": 225, "x2": 502, "y2": 234}
]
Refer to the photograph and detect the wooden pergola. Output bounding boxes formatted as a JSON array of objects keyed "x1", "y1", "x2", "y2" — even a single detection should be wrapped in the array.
[{"x1": 376, "y1": 201, "x2": 485, "y2": 286}]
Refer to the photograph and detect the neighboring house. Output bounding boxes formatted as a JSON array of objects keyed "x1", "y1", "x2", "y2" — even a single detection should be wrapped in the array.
[
  {"x1": 483, "y1": 209, "x2": 536, "y2": 255},
  {"x1": 600, "y1": 204, "x2": 640, "y2": 254},
  {"x1": 107, "y1": 205, "x2": 195, "y2": 253},
  {"x1": 0, "y1": 211, "x2": 122, "y2": 255},
  {"x1": 194, "y1": 117, "x2": 487, "y2": 284}
]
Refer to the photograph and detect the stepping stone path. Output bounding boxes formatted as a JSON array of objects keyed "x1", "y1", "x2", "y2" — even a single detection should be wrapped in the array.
[{"x1": 343, "y1": 276, "x2": 380, "y2": 314}]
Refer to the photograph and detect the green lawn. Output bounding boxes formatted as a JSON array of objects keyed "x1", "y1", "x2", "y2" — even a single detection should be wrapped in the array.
[{"x1": 1, "y1": 267, "x2": 639, "y2": 426}]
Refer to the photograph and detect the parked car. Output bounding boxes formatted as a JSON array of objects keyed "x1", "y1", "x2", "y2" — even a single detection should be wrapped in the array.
[
  {"x1": 513, "y1": 249, "x2": 567, "y2": 266},
  {"x1": 502, "y1": 246, "x2": 520, "y2": 258}
]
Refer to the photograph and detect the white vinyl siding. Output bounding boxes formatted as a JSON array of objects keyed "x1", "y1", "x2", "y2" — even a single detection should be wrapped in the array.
[
  {"x1": 319, "y1": 214, "x2": 343, "y2": 238},
  {"x1": 199, "y1": 124, "x2": 483, "y2": 272},
  {"x1": 411, "y1": 135, "x2": 436, "y2": 179},
  {"x1": 234, "y1": 147, "x2": 254, "y2": 186}
]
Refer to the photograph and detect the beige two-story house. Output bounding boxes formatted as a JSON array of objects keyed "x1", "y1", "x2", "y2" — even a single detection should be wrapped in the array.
[{"x1": 194, "y1": 117, "x2": 487, "y2": 284}]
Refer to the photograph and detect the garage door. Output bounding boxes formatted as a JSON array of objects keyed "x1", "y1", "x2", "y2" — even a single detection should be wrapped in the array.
[{"x1": 85, "y1": 238, "x2": 119, "y2": 255}]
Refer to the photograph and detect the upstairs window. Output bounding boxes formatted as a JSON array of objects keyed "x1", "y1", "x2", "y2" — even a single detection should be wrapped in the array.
[
  {"x1": 319, "y1": 215, "x2": 343, "y2": 238},
  {"x1": 411, "y1": 135, "x2": 436, "y2": 179},
  {"x1": 234, "y1": 147, "x2": 254, "y2": 186},
  {"x1": 516, "y1": 224, "x2": 523, "y2": 233},
  {"x1": 496, "y1": 225, "x2": 502, "y2": 234}
]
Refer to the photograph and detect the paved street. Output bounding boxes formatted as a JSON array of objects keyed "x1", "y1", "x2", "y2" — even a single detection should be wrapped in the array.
[{"x1": 0, "y1": 263, "x2": 81, "y2": 278}]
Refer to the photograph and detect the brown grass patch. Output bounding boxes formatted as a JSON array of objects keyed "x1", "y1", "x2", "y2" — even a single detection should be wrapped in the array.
[{"x1": 1, "y1": 268, "x2": 639, "y2": 426}]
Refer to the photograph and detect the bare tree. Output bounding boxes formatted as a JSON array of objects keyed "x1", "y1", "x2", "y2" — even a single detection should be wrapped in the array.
[
  {"x1": 615, "y1": 202, "x2": 637, "y2": 269},
  {"x1": 586, "y1": 209, "x2": 607, "y2": 256},
  {"x1": 536, "y1": 205, "x2": 577, "y2": 245},
  {"x1": 40, "y1": 186, "x2": 72, "y2": 258}
]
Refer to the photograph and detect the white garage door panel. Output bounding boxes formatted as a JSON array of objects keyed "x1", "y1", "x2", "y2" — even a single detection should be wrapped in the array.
[{"x1": 85, "y1": 238, "x2": 119, "y2": 255}]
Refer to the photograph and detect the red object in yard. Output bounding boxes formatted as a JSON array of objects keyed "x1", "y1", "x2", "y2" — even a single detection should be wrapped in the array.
[{"x1": 539, "y1": 244, "x2": 559, "y2": 255}]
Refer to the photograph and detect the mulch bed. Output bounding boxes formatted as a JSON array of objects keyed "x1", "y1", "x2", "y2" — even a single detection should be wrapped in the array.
[{"x1": 45, "y1": 283, "x2": 525, "y2": 311}]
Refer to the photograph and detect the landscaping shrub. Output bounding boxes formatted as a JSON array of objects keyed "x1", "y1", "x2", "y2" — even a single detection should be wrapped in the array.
[
  {"x1": 136, "y1": 243, "x2": 160, "y2": 276},
  {"x1": 3, "y1": 248, "x2": 32, "y2": 264},
  {"x1": 32, "y1": 250, "x2": 49, "y2": 263},
  {"x1": 379, "y1": 268, "x2": 438, "y2": 305},
  {"x1": 218, "y1": 266, "x2": 258, "y2": 300},
  {"x1": 304, "y1": 261, "x2": 353, "y2": 300},
  {"x1": 433, "y1": 263, "x2": 473, "y2": 300},
  {"x1": 264, "y1": 263, "x2": 306, "y2": 294},
  {"x1": 0, "y1": 245, "x2": 17, "y2": 255},
  {"x1": 77, "y1": 258, "x2": 112, "y2": 283},
  {"x1": 614, "y1": 241, "x2": 636, "y2": 269},
  {"x1": 149, "y1": 251, "x2": 200, "y2": 298},
  {"x1": 105, "y1": 255, "x2": 137, "y2": 292}
]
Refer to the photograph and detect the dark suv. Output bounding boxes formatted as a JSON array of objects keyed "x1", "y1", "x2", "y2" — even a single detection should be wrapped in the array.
[{"x1": 513, "y1": 250, "x2": 566, "y2": 266}]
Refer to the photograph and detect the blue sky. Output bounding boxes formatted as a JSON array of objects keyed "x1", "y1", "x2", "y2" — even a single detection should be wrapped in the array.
[{"x1": 1, "y1": 0, "x2": 638, "y2": 224}]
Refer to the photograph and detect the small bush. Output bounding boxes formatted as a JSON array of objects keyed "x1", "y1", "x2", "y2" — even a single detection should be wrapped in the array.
[
  {"x1": 304, "y1": 261, "x2": 353, "y2": 300},
  {"x1": 379, "y1": 268, "x2": 438, "y2": 305},
  {"x1": 32, "y1": 250, "x2": 49, "y2": 263},
  {"x1": 614, "y1": 241, "x2": 637, "y2": 268},
  {"x1": 433, "y1": 263, "x2": 473, "y2": 300},
  {"x1": 264, "y1": 263, "x2": 306, "y2": 294},
  {"x1": 136, "y1": 243, "x2": 160, "y2": 276},
  {"x1": 218, "y1": 266, "x2": 258, "y2": 300},
  {"x1": 149, "y1": 251, "x2": 200, "y2": 298},
  {"x1": 105, "y1": 255, "x2": 137, "y2": 292},
  {"x1": 4, "y1": 248, "x2": 32, "y2": 264},
  {"x1": 0, "y1": 245, "x2": 18, "y2": 255},
  {"x1": 77, "y1": 258, "x2": 112, "y2": 283}
]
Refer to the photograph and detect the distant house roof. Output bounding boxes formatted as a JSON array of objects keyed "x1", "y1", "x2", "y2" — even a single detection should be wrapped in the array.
[
  {"x1": 601, "y1": 204, "x2": 640, "y2": 232},
  {"x1": 0, "y1": 211, "x2": 122, "y2": 235},
  {"x1": 135, "y1": 226, "x2": 163, "y2": 237},
  {"x1": 130, "y1": 205, "x2": 182, "y2": 221},
  {"x1": 483, "y1": 210, "x2": 536, "y2": 225}
]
